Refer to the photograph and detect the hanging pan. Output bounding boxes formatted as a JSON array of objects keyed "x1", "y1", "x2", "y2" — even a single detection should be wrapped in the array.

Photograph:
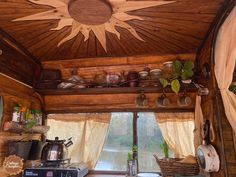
[{"x1": 197, "y1": 119, "x2": 220, "y2": 172}]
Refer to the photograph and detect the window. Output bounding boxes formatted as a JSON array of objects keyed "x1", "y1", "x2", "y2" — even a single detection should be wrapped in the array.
[
  {"x1": 95, "y1": 112, "x2": 170, "y2": 172},
  {"x1": 95, "y1": 112, "x2": 133, "y2": 171}
]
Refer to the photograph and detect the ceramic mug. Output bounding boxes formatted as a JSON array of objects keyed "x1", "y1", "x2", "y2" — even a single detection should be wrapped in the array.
[
  {"x1": 157, "y1": 94, "x2": 170, "y2": 107},
  {"x1": 177, "y1": 95, "x2": 192, "y2": 106}
]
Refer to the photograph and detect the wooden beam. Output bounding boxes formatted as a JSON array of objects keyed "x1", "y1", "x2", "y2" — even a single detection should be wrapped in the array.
[
  {"x1": 42, "y1": 53, "x2": 196, "y2": 68},
  {"x1": 44, "y1": 92, "x2": 196, "y2": 113}
]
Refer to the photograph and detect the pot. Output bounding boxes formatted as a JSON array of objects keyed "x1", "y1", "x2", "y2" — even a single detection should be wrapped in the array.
[
  {"x1": 196, "y1": 120, "x2": 220, "y2": 172},
  {"x1": 41, "y1": 137, "x2": 73, "y2": 162}
]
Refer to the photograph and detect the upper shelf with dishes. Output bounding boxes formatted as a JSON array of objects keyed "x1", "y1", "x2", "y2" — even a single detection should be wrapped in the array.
[{"x1": 35, "y1": 60, "x2": 197, "y2": 95}]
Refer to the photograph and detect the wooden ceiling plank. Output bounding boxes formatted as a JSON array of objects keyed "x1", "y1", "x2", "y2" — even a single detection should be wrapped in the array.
[
  {"x1": 135, "y1": 17, "x2": 211, "y2": 38},
  {"x1": 39, "y1": 28, "x2": 72, "y2": 60},
  {"x1": 75, "y1": 33, "x2": 89, "y2": 59},
  {"x1": 28, "y1": 29, "x2": 69, "y2": 60},
  {"x1": 131, "y1": 24, "x2": 185, "y2": 53},
  {"x1": 117, "y1": 28, "x2": 148, "y2": 55},
  {"x1": 130, "y1": 11, "x2": 216, "y2": 23},
  {"x1": 0, "y1": 0, "x2": 223, "y2": 60},
  {"x1": 130, "y1": 21, "x2": 202, "y2": 47},
  {"x1": 69, "y1": 33, "x2": 84, "y2": 59},
  {"x1": 138, "y1": 0, "x2": 223, "y2": 14},
  {"x1": 86, "y1": 31, "x2": 97, "y2": 58},
  {"x1": 131, "y1": 21, "x2": 200, "y2": 52},
  {"x1": 105, "y1": 32, "x2": 122, "y2": 57}
]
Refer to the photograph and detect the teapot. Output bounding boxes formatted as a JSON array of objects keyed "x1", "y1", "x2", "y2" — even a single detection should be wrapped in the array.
[{"x1": 41, "y1": 137, "x2": 73, "y2": 162}]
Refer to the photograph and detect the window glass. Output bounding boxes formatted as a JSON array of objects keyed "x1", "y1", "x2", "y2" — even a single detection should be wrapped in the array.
[
  {"x1": 95, "y1": 112, "x2": 133, "y2": 171},
  {"x1": 137, "y1": 112, "x2": 173, "y2": 172}
]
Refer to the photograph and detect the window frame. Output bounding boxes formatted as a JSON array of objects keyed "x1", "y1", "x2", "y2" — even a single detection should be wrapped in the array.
[{"x1": 94, "y1": 111, "x2": 162, "y2": 174}]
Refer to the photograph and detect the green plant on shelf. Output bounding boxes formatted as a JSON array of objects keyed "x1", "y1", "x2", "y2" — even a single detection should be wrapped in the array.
[
  {"x1": 159, "y1": 60, "x2": 194, "y2": 94},
  {"x1": 24, "y1": 109, "x2": 37, "y2": 130},
  {"x1": 127, "y1": 152, "x2": 133, "y2": 161}
]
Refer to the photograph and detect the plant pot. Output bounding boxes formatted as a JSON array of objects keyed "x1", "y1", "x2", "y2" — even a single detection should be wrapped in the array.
[
  {"x1": 127, "y1": 159, "x2": 138, "y2": 177},
  {"x1": 8, "y1": 141, "x2": 32, "y2": 161}
]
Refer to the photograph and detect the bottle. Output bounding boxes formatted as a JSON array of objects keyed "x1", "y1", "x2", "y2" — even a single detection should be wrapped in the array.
[
  {"x1": 34, "y1": 110, "x2": 42, "y2": 125},
  {"x1": 12, "y1": 105, "x2": 21, "y2": 122}
]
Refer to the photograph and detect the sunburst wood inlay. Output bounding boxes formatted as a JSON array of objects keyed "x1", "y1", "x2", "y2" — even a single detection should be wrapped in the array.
[{"x1": 13, "y1": 0, "x2": 175, "y2": 52}]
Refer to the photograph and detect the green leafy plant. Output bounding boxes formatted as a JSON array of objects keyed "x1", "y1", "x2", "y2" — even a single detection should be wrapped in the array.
[
  {"x1": 127, "y1": 145, "x2": 138, "y2": 161},
  {"x1": 173, "y1": 60, "x2": 194, "y2": 80},
  {"x1": 159, "y1": 77, "x2": 180, "y2": 94},
  {"x1": 159, "y1": 60, "x2": 194, "y2": 94},
  {"x1": 127, "y1": 152, "x2": 133, "y2": 161},
  {"x1": 160, "y1": 140, "x2": 169, "y2": 158},
  {"x1": 24, "y1": 119, "x2": 37, "y2": 129}
]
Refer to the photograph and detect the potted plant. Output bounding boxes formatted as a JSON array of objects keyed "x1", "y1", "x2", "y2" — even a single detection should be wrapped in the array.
[
  {"x1": 160, "y1": 140, "x2": 169, "y2": 159},
  {"x1": 126, "y1": 145, "x2": 138, "y2": 177},
  {"x1": 159, "y1": 60, "x2": 194, "y2": 94},
  {"x1": 172, "y1": 60, "x2": 194, "y2": 84}
]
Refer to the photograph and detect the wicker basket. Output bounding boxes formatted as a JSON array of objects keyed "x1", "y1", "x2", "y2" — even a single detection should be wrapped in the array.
[{"x1": 154, "y1": 155, "x2": 199, "y2": 177}]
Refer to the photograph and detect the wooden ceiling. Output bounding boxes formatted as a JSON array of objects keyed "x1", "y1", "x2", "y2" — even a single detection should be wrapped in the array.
[{"x1": 0, "y1": 0, "x2": 224, "y2": 62}]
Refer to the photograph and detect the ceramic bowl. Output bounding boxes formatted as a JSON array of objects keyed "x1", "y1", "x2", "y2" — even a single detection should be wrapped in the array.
[
  {"x1": 150, "y1": 69, "x2": 162, "y2": 78},
  {"x1": 139, "y1": 71, "x2": 149, "y2": 78}
]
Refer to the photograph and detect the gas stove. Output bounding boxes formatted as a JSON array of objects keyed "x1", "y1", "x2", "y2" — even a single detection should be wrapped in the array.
[{"x1": 23, "y1": 162, "x2": 89, "y2": 177}]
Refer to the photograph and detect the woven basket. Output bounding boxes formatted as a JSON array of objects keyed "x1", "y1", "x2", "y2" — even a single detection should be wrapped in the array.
[{"x1": 154, "y1": 155, "x2": 199, "y2": 177}]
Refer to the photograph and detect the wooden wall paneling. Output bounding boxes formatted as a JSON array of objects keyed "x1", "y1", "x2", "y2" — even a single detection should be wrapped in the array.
[
  {"x1": 0, "y1": 30, "x2": 41, "y2": 86},
  {"x1": 0, "y1": 74, "x2": 42, "y2": 177},
  {"x1": 42, "y1": 53, "x2": 196, "y2": 80},
  {"x1": 196, "y1": 1, "x2": 236, "y2": 177}
]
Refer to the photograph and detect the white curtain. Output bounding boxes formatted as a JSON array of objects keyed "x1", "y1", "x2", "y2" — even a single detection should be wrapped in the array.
[
  {"x1": 155, "y1": 112, "x2": 195, "y2": 158},
  {"x1": 214, "y1": 6, "x2": 236, "y2": 134},
  {"x1": 46, "y1": 113, "x2": 111, "y2": 169}
]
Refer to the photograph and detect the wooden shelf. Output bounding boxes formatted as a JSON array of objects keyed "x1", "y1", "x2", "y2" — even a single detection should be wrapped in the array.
[
  {"x1": 3, "y1": 121, "x2": 49, "y2": 134},
  {"x1": 36, "y1": 85, "x2": 197, "y2": 95}
]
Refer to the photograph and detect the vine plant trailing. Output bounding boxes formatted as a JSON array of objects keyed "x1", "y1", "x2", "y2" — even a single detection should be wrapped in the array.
[{"x1": 159, "y1": 60, "x2": 195, "y2": 94}]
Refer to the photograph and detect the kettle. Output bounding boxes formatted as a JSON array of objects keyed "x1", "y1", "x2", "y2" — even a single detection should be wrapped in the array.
[{"x1": 41, "y1": 137, "x2": 73, "y2": 162}]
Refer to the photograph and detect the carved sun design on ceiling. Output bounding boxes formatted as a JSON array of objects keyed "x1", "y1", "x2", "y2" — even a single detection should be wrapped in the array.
[{"x1": 13, "y1": 0, "x2": 175, "y2": 52}]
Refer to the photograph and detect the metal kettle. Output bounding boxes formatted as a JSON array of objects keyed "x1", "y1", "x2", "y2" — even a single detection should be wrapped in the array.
[{"x1": 41, "y1": 137, "x2": 73, "y2": 162}]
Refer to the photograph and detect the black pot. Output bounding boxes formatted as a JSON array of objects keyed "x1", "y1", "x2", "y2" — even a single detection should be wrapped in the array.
[
  {"x1": 8, "y1": 141, "x2": 32, "y2": 161},
  {"x1": 28, "y1": 140, "x2": 46, "y2": 160}
]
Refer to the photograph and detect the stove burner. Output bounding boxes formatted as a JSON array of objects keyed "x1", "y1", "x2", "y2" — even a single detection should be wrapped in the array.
[
  {"x1": 41, "y1": 158, "x2": 71, "y2": 167},
  {"x1": 23, "y1": 162, "x2": 89, "y2": 177}
]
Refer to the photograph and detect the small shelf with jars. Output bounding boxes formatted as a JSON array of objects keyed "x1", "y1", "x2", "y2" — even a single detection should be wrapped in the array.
[{"x1": 3, "y1": 104, "x2": 49, "y2": 134}]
